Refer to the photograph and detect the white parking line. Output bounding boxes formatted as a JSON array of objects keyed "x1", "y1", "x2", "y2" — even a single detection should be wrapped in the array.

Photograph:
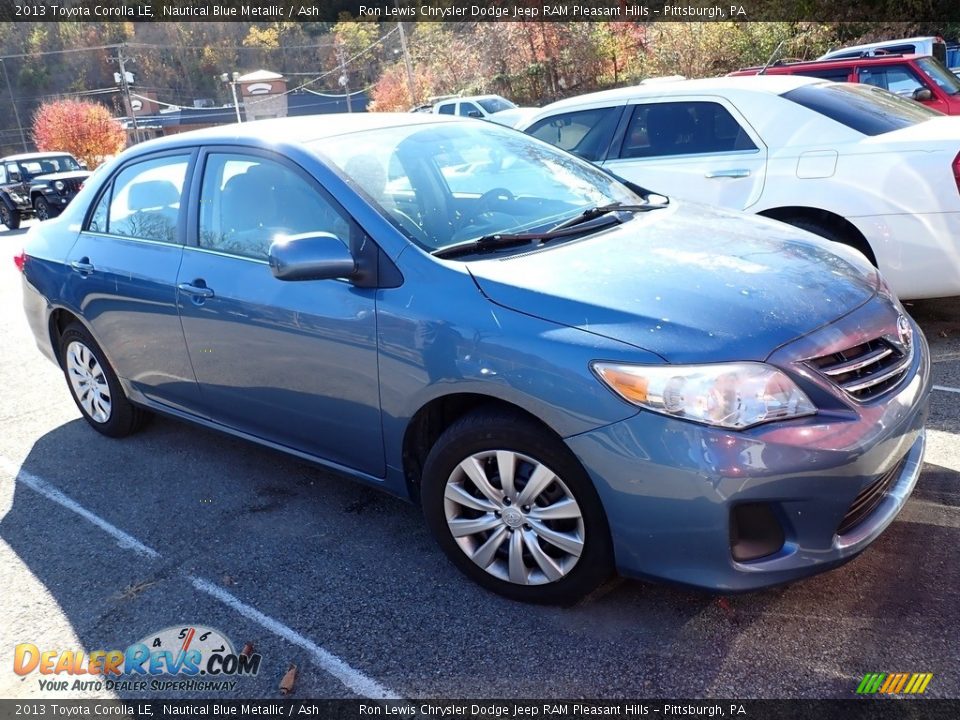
[
  {"x1": 0, "y1": 456, "x2": 401, "y2": 700},
  {"x1": 0, "y1": 457, "x2": 160, "y2": 558},
  {"x1": 191, "y1": 577, "x2": 400, "y2": 700},
  {"x1": 933, "y1": 385, "x2": 960, "y2": 395}
]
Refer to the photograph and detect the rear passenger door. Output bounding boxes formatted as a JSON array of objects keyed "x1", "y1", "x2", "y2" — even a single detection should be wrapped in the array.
[
  {"x1": 64, "y1": 150, "x2": 202, "y2": 411},
  {"x1": 601, "y1": 98, "x2": 767, "y2": 210}
]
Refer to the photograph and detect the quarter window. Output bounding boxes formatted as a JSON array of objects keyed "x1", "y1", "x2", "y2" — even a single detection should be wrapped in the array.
[
  {"x1": 198, "y1": 153, "x2": 350, "y2": 260},
  {"x1": 95, "y1": 155, "x2": 189, "y2": 242},
  {"x1": 525, "y1": 107, "x2": 622, "y2": 161},
  {"x1": 619, "y1": 101, "x2": 757, "y2": 159}
]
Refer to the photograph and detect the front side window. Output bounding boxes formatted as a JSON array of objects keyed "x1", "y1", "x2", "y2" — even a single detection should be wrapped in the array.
[
  {"x1": 858, "y1": 65, "x2": 925, "y2": 96},
  {"x1": 436, "y1": 103, "x2": 455, "y2": 115},
  {"x1": 198, "y1": 153, "x2": 350, "y2": 260},
  {"x1": 97, "y1": 155, "x2": 189, "y2": 242},
  {"x1": 619, "y1": 101, "x2": 757, "y2": 159},
  {"x1": 458, "y1": 102, "x2": 481, "y2": 117},
  {"x1": 525, "y1": 106, "x2": 622, "y2": 161}
]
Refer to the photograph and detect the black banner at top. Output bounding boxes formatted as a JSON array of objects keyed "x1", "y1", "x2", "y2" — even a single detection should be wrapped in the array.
[{"x1": 3, "y1": 0, "x2": 960, "y2": 22}]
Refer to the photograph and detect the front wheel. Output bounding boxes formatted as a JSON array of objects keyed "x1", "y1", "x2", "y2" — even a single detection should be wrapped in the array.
[
  {"x1": 0, "y1": 203, "x2": 20, "y2": 230},
  {"x1": 59, "y1": 322, "x2": 148, "y2": 437},
  {"x1": 421, "y1": 408, "x2": 613, "y2": 604},
  {"x1": 34, "y1": 196, "x2": 56, "y2": 221}
]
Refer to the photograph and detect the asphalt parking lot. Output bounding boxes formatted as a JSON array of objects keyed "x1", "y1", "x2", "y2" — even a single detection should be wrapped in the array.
[{"x1": 0, "y1": 219, "x2": 958, "y2": 701}]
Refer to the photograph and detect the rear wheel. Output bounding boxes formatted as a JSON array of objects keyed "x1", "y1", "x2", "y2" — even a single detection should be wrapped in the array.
[
  {"x1": 34, "y1": 196, "x2": 56, "y2": 221},
  {"x1": 59, "y1": 322, "x2": 148, "y2": 438},
  {"x1": 421, "y1": 408, "x2": 613, "y2": 604},
  {"x1": 0, "y1": 203, "x2": 20, "y2": 230}
]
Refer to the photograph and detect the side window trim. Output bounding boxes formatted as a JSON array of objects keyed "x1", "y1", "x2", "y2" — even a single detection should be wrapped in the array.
[{"x1": 82, "y1": 148, "x2": 199, "y2": 245}]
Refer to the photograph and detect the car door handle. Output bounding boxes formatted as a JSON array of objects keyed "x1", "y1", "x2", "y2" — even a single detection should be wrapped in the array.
[
  {"x1": 178, "y1": 282, "x2": 214, "y2": 299},
  {"x1": 705, "y1": 169, "x2": 751, "y2": 179},
  {"x1": 69, "y1": 259, "x2": 94, "y2": 275}
]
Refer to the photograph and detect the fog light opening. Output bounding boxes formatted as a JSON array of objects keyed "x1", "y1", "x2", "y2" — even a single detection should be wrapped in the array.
[{"x1": 730, "y1": 503, "x2": 785, "y2": 562}]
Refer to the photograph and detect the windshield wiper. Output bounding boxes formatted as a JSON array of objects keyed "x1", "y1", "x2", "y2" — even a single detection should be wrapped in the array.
[
  {"x1": 432, "y1": 213, "x2": 626, "y2": 260},
  {"x1": 547, "y1": 202, "x2": 665, "y2": 232},
  {"x1": 432, "y1": 202, "x2": 669, "y2": 260}
]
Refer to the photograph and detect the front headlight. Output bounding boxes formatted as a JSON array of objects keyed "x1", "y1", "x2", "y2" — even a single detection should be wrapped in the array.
[
  {"x1": 592, "y1": 361, "x2": 816, "y2": 429},
  {"x1": 8, "y1": 192, "x2": 23, "y2": 203},
  {"x1": 53, "y1": 180, "x2": 65, "y2": 192}
]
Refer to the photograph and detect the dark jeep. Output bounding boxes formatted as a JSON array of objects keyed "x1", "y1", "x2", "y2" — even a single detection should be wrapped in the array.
[{"x1": 0, "y1": 152, "x2": 90, "y2": 229}]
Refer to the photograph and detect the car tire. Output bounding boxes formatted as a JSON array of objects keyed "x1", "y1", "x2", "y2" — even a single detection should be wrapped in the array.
[
  {"x1": 59, "y1": 322, "x2": 148, "y2": 438},
  {"x1": 0, "y1": 203, "x2": 20, "y2": 230},
  {"x1": 785, "y1": 217, "x2": 877, "y2": 267},
  {"x1": 421, "y1": 407, "x2": 613, "y2": 605},
  {"x1": 34, "y1": 196, "x2": 56, "y2": 221}
]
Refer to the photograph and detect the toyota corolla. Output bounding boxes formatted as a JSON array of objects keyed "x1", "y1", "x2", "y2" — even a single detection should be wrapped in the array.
[{"x1": 17, "y1": 115, "x2": 929, "y2": 603}]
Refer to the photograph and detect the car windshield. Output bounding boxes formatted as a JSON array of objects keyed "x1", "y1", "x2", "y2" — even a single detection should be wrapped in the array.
[
  {"x1": 782, "y1": 82, "x2": 940, "y2": 136},
  {"x1": 477, "y1": 96, "x2": 517, "y2": 114},
  {"x1": 312, "y1": 121, "x2": 642, "y2": 254},
  {"x1": 917, "y1": 56, "x2": 960, "y2": 95},
  {"x1": 14, "y1": 155, "x2": 81, "y2": 179}
]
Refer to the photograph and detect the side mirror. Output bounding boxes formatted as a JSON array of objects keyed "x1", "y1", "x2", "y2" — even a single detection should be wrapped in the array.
[
  {"x1": 7, "y1": 169, "x2": 20, "y2": 182},
  {"x1": 467, "y1": 110, "x2": 482, "y2": 118},
  {"x1": 913, "y1": 87, "x2": 933, "y2": 101},
  {"x1": 268, "y1": 233, "x2": 356, "y2": 281}
]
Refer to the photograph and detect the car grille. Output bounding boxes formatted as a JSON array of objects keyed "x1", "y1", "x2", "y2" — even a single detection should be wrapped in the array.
[
  {"x1": 808, "y1": 337, "x2": 912, "y2": 402},
  {"x1": 837, "y1": 456, "x2": 907, "y2": 536}
]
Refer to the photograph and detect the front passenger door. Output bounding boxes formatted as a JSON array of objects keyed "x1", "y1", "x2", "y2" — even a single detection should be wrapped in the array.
[{"x1": 176, "y1": 149, "x2": 384, "y2": 476}]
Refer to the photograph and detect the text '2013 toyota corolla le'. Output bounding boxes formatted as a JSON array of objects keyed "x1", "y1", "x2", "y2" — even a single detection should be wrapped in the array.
[{"x1": 18, "y1": 114, "x2": 929, "y2": 604}]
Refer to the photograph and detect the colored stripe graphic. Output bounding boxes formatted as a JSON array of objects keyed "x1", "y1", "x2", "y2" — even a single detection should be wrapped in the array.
[{"x1": 857, "y1": 673, "x2": 933, "y2": 694}]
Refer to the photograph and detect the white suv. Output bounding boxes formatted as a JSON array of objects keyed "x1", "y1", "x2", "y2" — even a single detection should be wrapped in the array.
[
  {"x1": 519, "y1": 75, "x2": 960, "y2": 299},
  {"x1": 433, "y1": 94, "x2": 516, "y2": 119}
]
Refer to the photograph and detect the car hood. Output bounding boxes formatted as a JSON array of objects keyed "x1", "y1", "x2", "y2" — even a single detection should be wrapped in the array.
[
  {"x1": 33, "y1": 170, "x2": 90, "y2": 182},
  {"x1": 467, "y1": 202, "x2": 878, "y2": 363}
]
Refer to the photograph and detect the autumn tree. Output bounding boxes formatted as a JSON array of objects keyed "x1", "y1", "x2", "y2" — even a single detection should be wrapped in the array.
[{"x1": 32, "y1": 99, "x2": 126, "y2": 169}]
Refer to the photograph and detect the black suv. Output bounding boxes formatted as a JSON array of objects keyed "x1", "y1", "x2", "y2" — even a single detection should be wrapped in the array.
[{"x1": 0, "y1": 152, "x2": 90, "y2": 229}]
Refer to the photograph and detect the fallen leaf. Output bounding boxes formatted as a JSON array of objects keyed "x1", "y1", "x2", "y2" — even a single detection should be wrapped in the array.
[
  {"x1": 279, "y1": 663, "x2": 297, "y2": 695},
  {"x1": 241, "y1": 642, "x2": 254, "y2": 658}
]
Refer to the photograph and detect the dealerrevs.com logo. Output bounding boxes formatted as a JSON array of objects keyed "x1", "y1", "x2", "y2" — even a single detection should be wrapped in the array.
[{"x1": 14, "y1": 625, "x2": 261, "y2": 692}]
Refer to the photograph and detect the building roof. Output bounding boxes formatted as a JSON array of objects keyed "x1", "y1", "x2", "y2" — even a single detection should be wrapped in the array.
[{"x1": 237, "y1": 69, "x2": 284, "y2": 83}]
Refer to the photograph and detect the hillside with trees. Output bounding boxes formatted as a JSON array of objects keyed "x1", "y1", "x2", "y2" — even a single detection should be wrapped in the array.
[{"x1": 0, "y1": 20, "x2": 956, "y2": 155}]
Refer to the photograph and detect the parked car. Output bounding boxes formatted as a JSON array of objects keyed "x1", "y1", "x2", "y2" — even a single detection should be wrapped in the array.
[
  {"x1": 520, "y1": 75, "x2": 960, "y2": 299},
  {"x1": 818, "y1": 35, "x2": 948, "y2": 65},
  {"x1": 18, "y1": 114, "x2": 929, "y2": 603},
  {"x1": 729, "y1": 54, "x2": 960, "y2": 115},
  {"x1": 0, "y1": 152, "x2": 90, "y2": 229},
  {"x1": 433, "y1": 94, "x2": 517, "y2": 118}
]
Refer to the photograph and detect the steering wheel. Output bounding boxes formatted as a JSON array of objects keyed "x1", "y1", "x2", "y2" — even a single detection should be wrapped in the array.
[
  {"x1": 387, "y1": 207, "x2": 430, "y2": 245},
  {"x1": 478, "y1": 187, "x2": 515, "y2": 212}
]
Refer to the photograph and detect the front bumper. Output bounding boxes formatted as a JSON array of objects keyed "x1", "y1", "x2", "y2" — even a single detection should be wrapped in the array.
[{"x1": 567, "y1": 300, "x2": 931, "y2": 592}]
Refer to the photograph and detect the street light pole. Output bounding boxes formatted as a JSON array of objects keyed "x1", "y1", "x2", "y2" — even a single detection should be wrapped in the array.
[
  {"x1": 0, "y1": 58, "x2": 28, "y2": 152},
  {"x1": 222, "y1": 72, "x2": 242, "y2": 123}
]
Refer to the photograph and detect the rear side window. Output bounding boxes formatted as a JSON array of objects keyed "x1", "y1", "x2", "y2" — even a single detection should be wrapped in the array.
[
  {"x1": 792, "y1": 68, "x2": 854, "y2": 82},
  {"x1": 618, "y1": 101, "x2": 757, "y2": 159},
  {"x1": 89, "y1": 154, "x2": 189, "y2": 242},
  {"x1": 782, "y1": 83, "x2": 939, "y2": 136},
  {"x1": 526, "y1": 106, "x2": 622, "y2": 161}
]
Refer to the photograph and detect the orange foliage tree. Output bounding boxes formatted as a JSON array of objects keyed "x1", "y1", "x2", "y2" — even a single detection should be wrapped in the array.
[{"x1": 32, "y1": 99, "x2": 126, "y2": 169}]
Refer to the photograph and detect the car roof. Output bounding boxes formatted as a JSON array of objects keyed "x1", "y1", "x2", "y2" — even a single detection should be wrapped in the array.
[
  {"x1": 125, "y1": 113, "x2": 463, "y2": 155},
  {"x1": 736, "y1": 53, "x2": 928, "y2": 73},
  {"x1": 535, "y1": 75, "x2": 823, "y2": 113},
  {"x1": 1, "y1": 151, "x2": 76, "y2": 162}
]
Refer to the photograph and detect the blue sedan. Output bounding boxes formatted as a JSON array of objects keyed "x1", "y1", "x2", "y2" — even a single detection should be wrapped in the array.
[{"x1": 17, "y1": 114, "x2": 929, "y2": 603}]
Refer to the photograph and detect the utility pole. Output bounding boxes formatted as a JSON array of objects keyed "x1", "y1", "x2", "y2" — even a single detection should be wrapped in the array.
[
  {"x1": 110, "y1": 45, "x2": 141, "y2": 144},
  {"x1": 0, "y1": 59, "x2": 27, "y2": 152},
  {"x1": 395, "y1": 12, "x2": 416, "y2": 105},
  {"x1": 336, "y1": 44, "x2": 352, "y2": 113}
]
